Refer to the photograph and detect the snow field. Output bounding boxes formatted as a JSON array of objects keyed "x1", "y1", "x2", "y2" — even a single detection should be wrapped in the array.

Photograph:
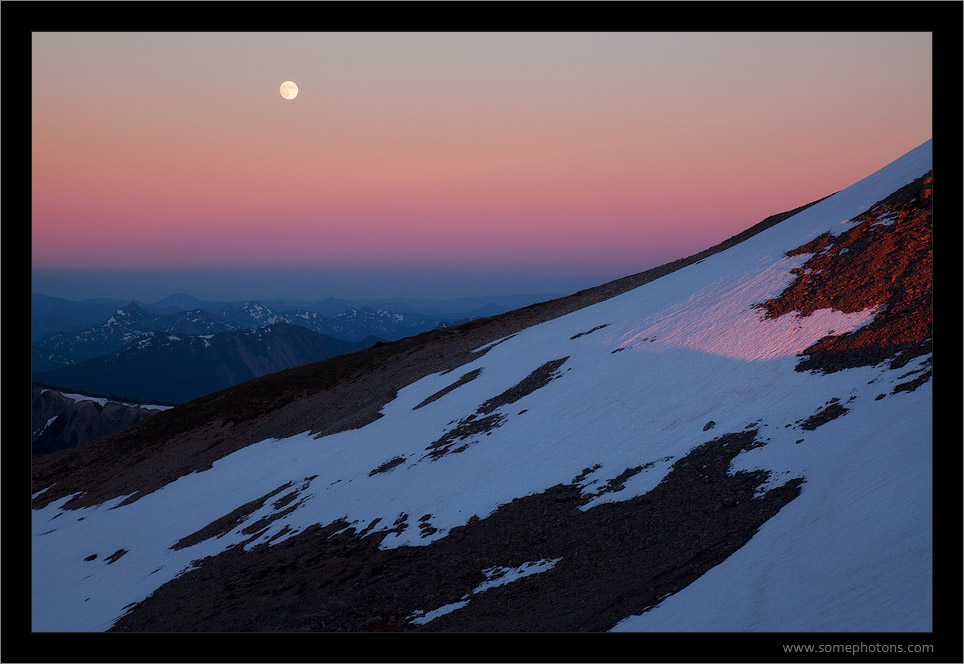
[{"x1": 613, "y1": 375, "x2": 932, "y2": 632}]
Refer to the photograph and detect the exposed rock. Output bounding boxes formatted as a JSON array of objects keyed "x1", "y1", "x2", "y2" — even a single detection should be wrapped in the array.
[
  {"x1": 104, "y1": 549, "x2": 128, "y2": 565},
  {"x1": 109, "y1": 430, "x2": 801, "y2": 632},
  {"x1": 422, "y1": 357, "x2": 569, "y2": 461},
  {"x1": 756, "y1": 172, "x2": 932, "y2": 376},
  {"x1": 31, "y1": 386, "x2": 160, "y2": 455},
  {"x1": 172, "y1": 483, "x2": 293, "y2": 551},
  {"x1": 570, "y1": 324, "x2": 610, "y2": 340},
  {"x1": 413, "y1": 368, "x2": 482, "y2": 410},
  {"x1": 798, "y1": 403, "x2": 849, "y2": 431},
  {"x1": 477, "y1": 357, "x2": 569, "y2": 415},
  {"x1": 368, "y1": 456, "x2": 407, "y2": 476}
]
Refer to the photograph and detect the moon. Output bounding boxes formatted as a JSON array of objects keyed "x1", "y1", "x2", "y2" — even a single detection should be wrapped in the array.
[{"x1": 280, "y1": 80, "x2": 299, "y2": 100}]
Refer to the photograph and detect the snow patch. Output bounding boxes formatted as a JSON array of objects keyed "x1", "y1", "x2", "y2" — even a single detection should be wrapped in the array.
[
  {"x1": 408, "y1": 558, "x2": 561, "y2": 625},
  {"x1": 475, "y1": 557, "x2": 562, "y2": 592},
  {"x1": 60, "y1": 393, "x2": 108, "y2": 407},
  {"x1": 613, "y1": 255, "x2": 881, "y2": 362},
  {"x1": 408, "y1": 601, "x2": 470, "y2": 625}
]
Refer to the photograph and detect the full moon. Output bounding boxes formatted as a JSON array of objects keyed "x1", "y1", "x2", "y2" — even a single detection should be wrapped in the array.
[{"x1": 280, "y1": 80, "x2": 299, "y2": 100}]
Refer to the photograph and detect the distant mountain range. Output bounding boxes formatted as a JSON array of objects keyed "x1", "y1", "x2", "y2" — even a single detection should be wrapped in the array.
[
  {"x1": 31, "y1": 302, "x2": 242, "y2": 374},
  {"x1": 31, "y1": 293, "x2": 560, "y2": 402},
  {"x1": 34, "y1": 323, "x2": 372, "y2": 405},
  {"x1": 31, "y1": 292, "x2": 560, "y2": 342}
]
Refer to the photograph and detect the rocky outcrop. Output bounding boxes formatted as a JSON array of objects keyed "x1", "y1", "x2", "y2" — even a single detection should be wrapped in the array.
[
  {"x1": 756, "y1": 172, "x2": 932, "y2": 375},
  {"x1": 31, "y1": 387, "x2": 163, "y2": 455}
]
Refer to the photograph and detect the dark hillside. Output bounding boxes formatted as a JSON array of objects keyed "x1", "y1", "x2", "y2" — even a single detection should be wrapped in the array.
[{"x1": 33, "y1": 324, "x2": 369, "y2": 405}]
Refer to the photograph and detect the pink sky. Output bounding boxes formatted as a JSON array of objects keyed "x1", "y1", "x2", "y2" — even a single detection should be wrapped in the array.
[{"x1": 32, "y1": 32, "x2": 932, "y2": 300}]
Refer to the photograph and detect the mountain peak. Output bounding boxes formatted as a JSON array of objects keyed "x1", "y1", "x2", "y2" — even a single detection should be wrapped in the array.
[
  {"x1": 102, "y1": 302, "x2": 148, "y2": 326},
  {"x1": 117, "y1": 301, "x2": 143, "y2": 314}
]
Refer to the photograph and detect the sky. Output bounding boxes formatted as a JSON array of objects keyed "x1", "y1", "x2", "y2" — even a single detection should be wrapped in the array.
[{"x1": 31, "y1": 31, "x2": 932, "y2": 302}]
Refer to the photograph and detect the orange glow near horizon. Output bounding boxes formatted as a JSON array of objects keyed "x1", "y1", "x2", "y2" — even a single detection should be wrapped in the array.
[{"x1": 32, "y1": 32, "x2": 932, "y2": 290}]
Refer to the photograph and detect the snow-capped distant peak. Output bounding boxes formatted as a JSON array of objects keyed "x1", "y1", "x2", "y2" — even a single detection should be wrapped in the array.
[{"x1": 241, "y1": 301, "x2": 280, "y2": 325}]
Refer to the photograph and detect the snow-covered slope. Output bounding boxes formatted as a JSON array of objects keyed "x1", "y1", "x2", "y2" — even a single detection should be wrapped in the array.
[{"x1": 31, "y1": 141, "x2": 933, "y2": 633}]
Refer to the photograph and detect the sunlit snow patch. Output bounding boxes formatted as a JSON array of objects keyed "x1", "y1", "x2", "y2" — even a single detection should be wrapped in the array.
[{"x1": 614, "y1": 255, "x2": 880, "y2": 361}]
